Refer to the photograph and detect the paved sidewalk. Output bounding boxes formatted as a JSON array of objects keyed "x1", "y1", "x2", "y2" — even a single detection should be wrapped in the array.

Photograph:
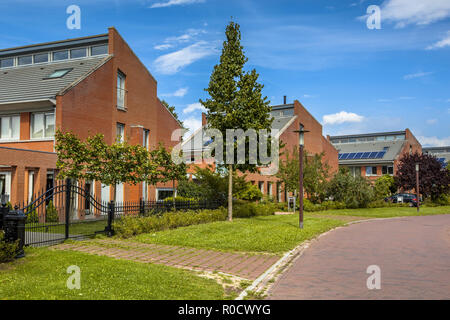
[
  {"x1": 54, "y1": 239, "x2": 280, "y2": 280},
  {"x1": 268, "y1": 215, "x2": 450, "y2": 300}
]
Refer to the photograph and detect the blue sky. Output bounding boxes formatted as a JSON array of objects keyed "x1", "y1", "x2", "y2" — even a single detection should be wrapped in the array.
[{"x1": 1, "y1": 0, "x2": 449, "y2": 146}]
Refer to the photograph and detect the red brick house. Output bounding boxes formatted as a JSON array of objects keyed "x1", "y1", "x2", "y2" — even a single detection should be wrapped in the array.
[
  {"x1": 0, "y1": 28, "x2": 182, "y2": 206},
  {"x1": 328, "y1": 129, "x2": 422, "y2": 181},
  {"x1": 181, "y1": 99, "x2": 339, "y2": 202}
]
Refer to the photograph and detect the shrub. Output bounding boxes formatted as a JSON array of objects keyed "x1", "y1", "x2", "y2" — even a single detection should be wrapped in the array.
[
  {"x1": 26, "y1": 206, "x2": 39, "y2": 224},
  {"x1": 45, "y1": 201, "x2": 59, "y2": 223},
  {"x1": 163, "y1": 196, "x2": 198, "y2": 203},
  {"x1": 113, "y1": 208, "x2": 227, "y2": 238},
  {"x1": 327, "y1": 169, "x2": 374, "y2": 208},
  {"x1": 236, "y1": 183, "x2": 263, "y2": 201},
  {"x1": 233, "y1": 201, "x2": 277, "y2": 218},
  {"x1": 0, "y1": 230, "x2": 19, "y2": 263},
  {"x1": 374, "y1": 175, "x2": 397, "y2": 200}
]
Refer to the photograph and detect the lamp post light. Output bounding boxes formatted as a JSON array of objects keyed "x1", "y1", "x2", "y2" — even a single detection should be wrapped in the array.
[
  {"x1": 415, "y1": 163, "x2": 420, "y2": 213},
  {"x1": 294, "y1": 123, "x2": 309, "y2": 229}
]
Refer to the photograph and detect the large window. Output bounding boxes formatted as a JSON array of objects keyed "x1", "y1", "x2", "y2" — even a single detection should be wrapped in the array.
[
  {"x1": 365, "y1": 166, "x2": 378, "y2": 176},
  {"x1": 52, "y1": 50, "x2": 69, "y2": 61},
  {"x1": 31, "y1": 112, "x2": 55, "y2": 139},
  {"x1": 382, "y1": 166, "x2": 394, "y2": 175},
  {"x1": 117, "y1": 71, "x2": 126, "y2": 110},
  {"x1": 0, "y1": 115, "x2": 20, "y2": 140},
  {"x1": 0, "y1": 58, "x2": 14, "y2": 68}
]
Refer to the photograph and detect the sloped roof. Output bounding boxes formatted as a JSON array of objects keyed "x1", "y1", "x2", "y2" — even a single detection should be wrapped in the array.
[
  {"x1": 336, "y1": 140, "x2": 405, "y2": 164},
  {"x1": 182, "y1": 115, "x2": 296, "y2": 153},
  {"x1": 0, "y1": 56, "x2": 110, "y2": 104}
]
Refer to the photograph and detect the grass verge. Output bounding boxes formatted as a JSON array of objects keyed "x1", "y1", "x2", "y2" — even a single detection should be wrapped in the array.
[
  {"x1": 306, "y1": 205, "x2": 450, "y2": 219},
  {"x1": 0, "y1": 247, "x2": 226, "y2": 300},
  {"x1": 133, "y1": 215, "x2": 344, "y2": 254}
]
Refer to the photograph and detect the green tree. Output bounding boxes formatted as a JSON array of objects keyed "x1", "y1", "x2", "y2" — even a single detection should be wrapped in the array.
[
  {"x1": 327, "y1": 168, "x2": 374, "y2": 208},
  {"x1": 200, "y1": 21, "x2": 273, "y2": 221},
  {"x1": 276, "y1": 148, "x2": 330, "y2": 203},
  {"x1": 374, "y1": 175, "x2": 397, "y2": 199},
  {"x1": 161, "y1": 100, "x2": 184, "y2": 127},
  {"x1": 150, "y1": 143, "x2": 187, "y2": 208},
  {"x1": 55, "y1": 130, "x2": 161, "y2": 200}
]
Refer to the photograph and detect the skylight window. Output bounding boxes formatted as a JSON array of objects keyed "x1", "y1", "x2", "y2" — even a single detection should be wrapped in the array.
[{"x1": 44, "y1": 68, "x2": 72, "y2": 79}]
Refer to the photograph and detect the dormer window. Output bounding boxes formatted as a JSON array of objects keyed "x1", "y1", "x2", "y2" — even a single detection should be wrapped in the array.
[
  {"x1": 18, "y1": 55, "x2": 32, "y2": 66},
  {"x1": 34, "y1": 53, "x2": 48, "y2": 64},
  {"x1": 0, "y1": 58, "x2": 14, "y2": 68},
  {"x1": 70, "y1": 48, "x2": 87, "y2": 59},
  {"x1": 52, "y1": 50, "x2": 69, "y2": 61}
]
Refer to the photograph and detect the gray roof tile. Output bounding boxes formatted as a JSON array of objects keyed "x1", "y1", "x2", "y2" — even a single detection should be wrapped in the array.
[{"x1": 0, "y1": 56, "x2": 110, "y2": 104}]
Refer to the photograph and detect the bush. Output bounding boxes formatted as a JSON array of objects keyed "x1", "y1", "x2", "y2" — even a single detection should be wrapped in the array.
[
  {"x1": 367, "y1": 200, "x2": 409, "y2": 208},
  {"x1": 26, "y1": 206, "x2": 39, "y2": 224},
  {"x1": 236, "y1": 183, "x2": 263, "y2": 201},
  {"x1": 113, "y1": 208, "x2": 227, "y2": 238},
  {"x1": 374, "y1": 175, "x2": 397, "y2": 200},
  {"x1": 327, "y1": 169, "x2": 374, "y2": 208},
  {"x1": 233, "y1": 201, "x2": 277, "y2": 218},
  {"x1": 0, "y1": 230, "x2": 19, "y2": 263},
  {"x1": 163, "y1": 196, "x2": 198, "y2": 203},
  {"x1": 45, "y1": 201, "x2": 59, "y2": 223}
]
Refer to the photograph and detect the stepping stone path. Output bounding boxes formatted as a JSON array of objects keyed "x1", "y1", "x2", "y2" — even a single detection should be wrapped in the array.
[{"x1": 53, "y1": 239, "x2": 280, "y2": 280}]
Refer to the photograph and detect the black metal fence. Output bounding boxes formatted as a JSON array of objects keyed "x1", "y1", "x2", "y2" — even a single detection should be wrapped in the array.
[{"x1": 1, "y1": 180, "x2": 224, "y2": 248}]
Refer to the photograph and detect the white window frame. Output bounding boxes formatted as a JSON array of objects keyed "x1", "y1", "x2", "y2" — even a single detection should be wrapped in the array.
[
  {"x1": 0, "y1": 114, "x2": 20, "y2": 141},
  {"x1": 30, "y1": 112, "x2": 55, "y2": 140},
  {"x1": 143, "y1": 129, "x2": 150, "y2": 150},
  {"x1": 0, "y1": 172, "x2": 11, "y2": 198},
  {"x1": 116, "y1": 123, "x2": 125, "y2": 143},
  {"x1": 117, "y1": 71, "x2": 126, "y2": 110}
]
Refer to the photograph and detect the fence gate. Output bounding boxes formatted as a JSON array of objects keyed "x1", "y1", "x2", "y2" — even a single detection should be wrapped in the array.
[{"x1": 20, "y1": 180, "x2": 110, "y2": 247}]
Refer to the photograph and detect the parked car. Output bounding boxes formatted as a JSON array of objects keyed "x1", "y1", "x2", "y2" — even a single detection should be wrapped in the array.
[{"x1": 384, "y1": 193, "x2": 421, "y2": 206}]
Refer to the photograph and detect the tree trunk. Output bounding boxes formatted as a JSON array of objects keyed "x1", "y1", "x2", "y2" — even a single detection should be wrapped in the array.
[
  {"x1": 228, "y1": 164, "x2": 233, "y2": 222},
  {"x1": 173, "y1": 179, "x2": 176, "y2": 210}
]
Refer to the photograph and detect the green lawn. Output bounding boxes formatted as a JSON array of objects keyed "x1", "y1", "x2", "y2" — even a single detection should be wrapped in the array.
[
  {"x1": 306, "y1": 205, "x2": 450, "y2": 219},
  {"x1": 26, "y1": 219, "x2": 108, "y2": 236},
  {"x1": 0, "y1": 247, "x2": 226, "y2": 300},
  {"x1": 133, "y1": 215, "x2": 345, "y2": 254}
]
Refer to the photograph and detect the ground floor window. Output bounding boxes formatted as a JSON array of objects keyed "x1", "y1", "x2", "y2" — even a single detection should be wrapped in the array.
[
  {"x1": 0, "y1": 172, "x2": 11, "y2": 200},
  {"x1": 156, "y1": 189, "x2": 174, "y2": 201},
  {"x1": 365, "y1": 166, "x2": 378, "y2": 176},
  {"x1": 382, "y1": 165, "x2": 394, "y2": 175},
  {"x1": 349, "y1": 166, "x2": 361, "y2": 177}
]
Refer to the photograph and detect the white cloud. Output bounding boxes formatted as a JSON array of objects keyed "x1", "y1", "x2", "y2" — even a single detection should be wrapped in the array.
[
  {"x1": 154, "y1": 41, "x2": 216, "y2": 74},
  {"x1": 426, "y1": 119, "x2": 438, "y2": 125},
  {"x1": 322, "y1": 111, "x2": 365, "y2": 125},
  {"x1": 150, "y1": 0, "x2": 205, "y2": 9},
  {"x1": 161, "y1": 87, "x2": 188, "y2": 98},
  {"x1": 182, "y1": 117, "x2": 202, "y2": 136},
  {"x1": 154, "y1": 44, "x2": 174, "y2": 50},
  {"x1": 403, "y1": 71, "x2": 433, "y2": 80},
  {"x1": 381, "y1": 0, "x2": 450, "y2": 28},
  {"x1": 183, "y1": 102, "x2": 206, "y2": 114},
  {"x1": 426, "y1": 31, "x2": 450, "y2": 50},
  {"x1": 417, "y1": 135, "x2": 450, "y2": 147}
]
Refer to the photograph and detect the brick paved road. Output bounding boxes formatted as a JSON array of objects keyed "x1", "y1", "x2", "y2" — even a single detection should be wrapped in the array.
[
  {"x1": 268, "y1": 215, "x2": 450, "y2": 300},
  {"x1": 54, "y1": 239, "x2": 280, "y2": 280}
]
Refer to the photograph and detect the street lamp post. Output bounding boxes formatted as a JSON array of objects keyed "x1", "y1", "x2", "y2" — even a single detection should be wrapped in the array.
[
  {"x1": 415, "y1": 163, "x2": 420, "y2": 213},
  {"x1": 294, "y1": 124, "x2": 309, "y2": 229}
]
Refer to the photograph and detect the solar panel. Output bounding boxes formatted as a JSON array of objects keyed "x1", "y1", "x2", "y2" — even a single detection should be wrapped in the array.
[
  {"x1": 369, "y1": 152, "x2": 379, "y2": 158},
  {"x1": 375, "y1": 151, "x2": 386, "y2": 159},
  {"x1": 347, "y1": 153, "x2": 357, "y2": 159},
  {"x1": 341, "y1": 153, "x2": 349, "y2": 160},
  {"x1": 361, "y1": 152, "x2": 371, "y2": 159},
  {"x1": 338, "y1": 154, "x2": 343, "y2": 160},
  {"x1": 354, "y1": 152, "x2": 363, "y2": 159}
]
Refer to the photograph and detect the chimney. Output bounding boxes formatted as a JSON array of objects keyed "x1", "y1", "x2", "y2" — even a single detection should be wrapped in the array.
[
  {"x1": 202, "y1": 112, "x2": 207, "y2": 126},
  {"x1": 283, "y1": 96, "x2": 287, "y2": 104}
]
